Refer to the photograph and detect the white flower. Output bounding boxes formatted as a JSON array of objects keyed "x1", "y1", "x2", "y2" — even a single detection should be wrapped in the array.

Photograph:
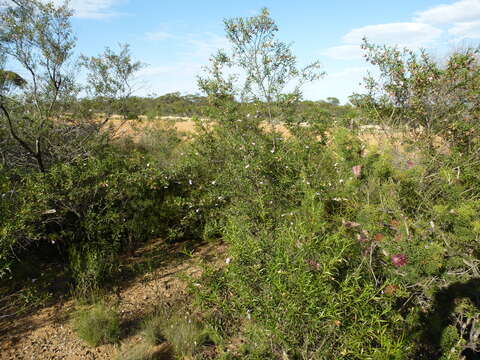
[
  {"x1": 245, "y1": 164, "x2": 250, "y2": 169},
  {"x1": 189, "y1": 179, "x2": 193, "y2": 185},
  {"x1": 225, "y1": 257, "x2": 231, "y2": 264},
  {"x1": 270, "y1": 149, "x2": 275, "y2": 153},
  {"x1": 211, "y1": 181, "x2": 216, "y2": 185}
]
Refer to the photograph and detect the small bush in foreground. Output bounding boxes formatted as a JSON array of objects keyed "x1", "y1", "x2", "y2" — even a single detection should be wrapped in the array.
[
  {"x1": 71, "y1": 303, "x2": 120, "y2": 347},
  {"x1": 161, "y1": 315, "x2": 206, "y2": 358},
  {"x1": 141, "y1": 312, "x2": 167, "y2": 346}
]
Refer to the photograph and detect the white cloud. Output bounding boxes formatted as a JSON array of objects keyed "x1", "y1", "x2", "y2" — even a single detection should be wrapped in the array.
[
  {"x1": 137, "y1": 65, "x2": 177, "y2": 77},
  {"x1": 342, "y1": 22, "x2": 442, "y2": 48},
  {"x1": 414, "y1": 0, "x2": 480, "y2": 25},
  {"x1": 136, "y1": 62, "x2": 204, "y2": 96},
  {"x1": 322, "y1": 44, "x2": 363, "y2": 60},
  {"x1": 50, "y1": 0, "x2": 127, "y2": 19},
  {"x1": 145, "y1": 31, "x2": 174, "y2": 41},
  {"x1": 329, "y1": 66, "x2": 371, "y2": 79},
  {"x1": 323, "y1": 22, "x2": 442, "y2": 60},
  {"x1": 183, "y1": 32, "x2": 230, "y2": 59},
  {"x1": 135, "y1": 32, "x2": 229, "y2": 96},
  {"x1": 449, "y1": 20, "x2": 480, "y2": 39},
  {"x1": 303, "y1": 66, "x2": 371, "y2": 103}
]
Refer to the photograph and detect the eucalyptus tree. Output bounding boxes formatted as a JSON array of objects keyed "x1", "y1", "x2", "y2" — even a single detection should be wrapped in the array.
[
  {"x1": 0, "y1": 0, "x2": 78, "y2": 172},
  {"x1": 0, "y1": 1, "x2": 145, "y2": 171},
  {"x1": 80, "y1": 44, "x2": 145, "y2": 123},
  {"x1": 198, "y1": 8, "x2": 324, "y2": 131}
]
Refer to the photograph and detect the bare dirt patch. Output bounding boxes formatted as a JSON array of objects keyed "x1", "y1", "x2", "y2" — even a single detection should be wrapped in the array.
[{"x1": 0, "y1": 240, "x2": 226, "y2": 360}]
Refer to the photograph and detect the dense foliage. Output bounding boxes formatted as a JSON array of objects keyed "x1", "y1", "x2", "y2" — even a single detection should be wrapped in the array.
[
  {"x1": 1, "y1": 2, "x2": 479, "y2": 359},
  {"x1": 355, "y1": 39, "x2": 480, "y2": 154}
]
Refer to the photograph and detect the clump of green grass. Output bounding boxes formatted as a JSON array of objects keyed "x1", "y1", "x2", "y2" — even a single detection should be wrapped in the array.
[
  {"x1": 161, "y1": 315, "x2": 206, "y2": 357},
  {"x1": 116, "y1": 343, "x2": 152, "y2": 360},
  {"x1": 139, "y1": 305, "x2": 214, "y2": 357},
  {"x1": 141, "y1": 312, "x2": 167, "y2": 346},
  {"x1": 116, "y1": 343, "x2": 173, "y2": 360},
  {"x1": 71, "y1": 302, "x2": 120, "y2": 347}
]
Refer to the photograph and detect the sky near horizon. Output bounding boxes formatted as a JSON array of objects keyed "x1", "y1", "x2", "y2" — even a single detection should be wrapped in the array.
[{"x1": 54, "y1": 0, "x2": 480, "y2": 103}]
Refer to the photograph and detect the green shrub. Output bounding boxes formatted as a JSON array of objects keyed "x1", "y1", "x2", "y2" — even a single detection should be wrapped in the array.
[
  {"x1": 186, "y1": 113, "x2": 480, "y2": 358},
  {"x1": 68, "y1": 243, "x2": 118, "y2": 297},
  {"x1": 0, "y1": 147, "x2": 174, "y2": 290},
  {"x1": 71, "y1": 302, "x2": 120, "y2": 346},
  {"x1": 358, "y1": 40, "x2": 480, "y2": 154}
]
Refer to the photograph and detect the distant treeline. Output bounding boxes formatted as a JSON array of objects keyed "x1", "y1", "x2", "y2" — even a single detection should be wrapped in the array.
[{"x1": 78, "y1": 92, "x2": 357, "y2": 123}]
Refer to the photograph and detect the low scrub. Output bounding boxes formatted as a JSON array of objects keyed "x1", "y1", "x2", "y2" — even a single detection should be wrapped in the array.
[
  {"x1": 0, "y1": 147, "x2": 176, "y2": 291},
  {"x1": 71, "y1": 302, "x2": 120, "y2": 347},
  {"x1": 185, "y1": 115, "x2": 480, "y2": 358}
]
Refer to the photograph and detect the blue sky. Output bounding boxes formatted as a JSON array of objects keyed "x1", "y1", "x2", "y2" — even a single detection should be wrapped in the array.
[{"x1": 55, "y1": 0, "x2": 480, "y2": 103}]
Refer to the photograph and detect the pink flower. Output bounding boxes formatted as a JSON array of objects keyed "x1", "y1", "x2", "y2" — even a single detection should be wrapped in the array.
[
  {"x1": 391, "y1": 254, "x2": 407, "y2": 267},
  {"x1": 352, "y1": 165, "x2": 363, "y2": 178},
  {"x1": 307, "y1": 259, "x2": 321, "y2": 270}
]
